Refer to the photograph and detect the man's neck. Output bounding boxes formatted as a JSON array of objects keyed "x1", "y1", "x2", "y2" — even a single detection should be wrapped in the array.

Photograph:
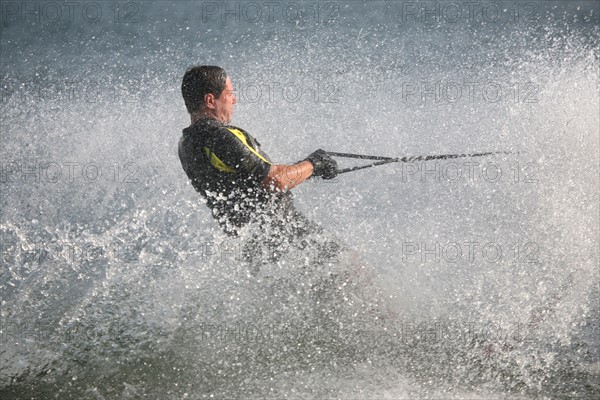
[{"x1": 191, "y1": 110, "x2": 222, "y2": 125}]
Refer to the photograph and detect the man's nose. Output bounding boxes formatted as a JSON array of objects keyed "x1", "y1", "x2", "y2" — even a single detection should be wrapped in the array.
[{"x1": 232, "y1": 94, "x2": 237, "y2": 104}]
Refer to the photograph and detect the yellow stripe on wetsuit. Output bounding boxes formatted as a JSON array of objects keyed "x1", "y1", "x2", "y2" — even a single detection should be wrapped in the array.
[
  {"x1": 203, "y1": 147, "x2": 235, "y2": 173},
  {"x1": 226, "y1": 128, "x2": 272, "y2": 165},
  {"x1": 204, "y1": 128, "x2": 271, "y2": 173}
]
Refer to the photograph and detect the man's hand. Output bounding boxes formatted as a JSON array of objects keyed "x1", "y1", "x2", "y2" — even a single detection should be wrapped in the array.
[{"x1": 305, "y1": 149, "x2": 338, "y2": 179}]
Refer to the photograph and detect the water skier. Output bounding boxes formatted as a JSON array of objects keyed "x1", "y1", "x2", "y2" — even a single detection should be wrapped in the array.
[{"x1": 178, "y1": 65, "x2": 341, "y2": 268}]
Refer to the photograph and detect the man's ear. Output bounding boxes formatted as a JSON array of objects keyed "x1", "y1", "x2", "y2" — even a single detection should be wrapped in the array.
[{"x1": 204, "y1": 93, "x2": 216, "y2": 109}]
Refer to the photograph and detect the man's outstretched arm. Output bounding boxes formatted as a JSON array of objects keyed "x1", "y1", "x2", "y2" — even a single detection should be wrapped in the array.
[
  {"x1": 262, "y1": 161, "x2": 314, "y2": 192},
  {"x1": 261, "y1": 150, "x2": 339, "y2": 192}
]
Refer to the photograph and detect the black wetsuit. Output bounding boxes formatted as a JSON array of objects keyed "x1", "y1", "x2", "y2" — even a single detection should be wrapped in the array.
[
  {"x1": 179, "y1": 117, "x2": 341, "y2": 269},
  {"x1": 178, "y1": 117, "x2": 314, "y2": 237}
]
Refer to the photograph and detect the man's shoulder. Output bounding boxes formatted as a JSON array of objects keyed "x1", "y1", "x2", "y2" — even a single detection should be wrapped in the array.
[
  {"x1": 221, "y1": 124, "x2": 264, "y2": 147},
  {"x1": 184, "y1": 118, "x2": 223, "y2": 135}
]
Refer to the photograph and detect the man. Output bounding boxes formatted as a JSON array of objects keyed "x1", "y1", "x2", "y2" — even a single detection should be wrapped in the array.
[
  {"x1": 178, "y1": 65, "x2": 340, "y2": 265},
  {"x1": 177, "y1": 66, "x2": 396, "y2": 324}
]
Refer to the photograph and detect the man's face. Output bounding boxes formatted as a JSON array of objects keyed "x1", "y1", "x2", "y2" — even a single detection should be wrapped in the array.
[{"x1": 213, "y1": 76, "x2": 236, "y2": 124}]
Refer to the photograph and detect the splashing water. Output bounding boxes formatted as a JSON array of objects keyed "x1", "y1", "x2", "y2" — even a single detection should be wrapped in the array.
[{"x1": 1, "y1": 1, "x2": 598, "y2": 398}]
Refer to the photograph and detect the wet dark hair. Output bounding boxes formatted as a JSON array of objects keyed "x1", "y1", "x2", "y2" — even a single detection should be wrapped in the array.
[{"x1": 181, "y1": 65, "x2": 227, "y2": 114}]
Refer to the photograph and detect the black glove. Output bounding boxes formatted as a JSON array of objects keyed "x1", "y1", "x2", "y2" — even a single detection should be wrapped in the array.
[{"x1": 305, "y1": 149, "x2": 338, "y2": 180}]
